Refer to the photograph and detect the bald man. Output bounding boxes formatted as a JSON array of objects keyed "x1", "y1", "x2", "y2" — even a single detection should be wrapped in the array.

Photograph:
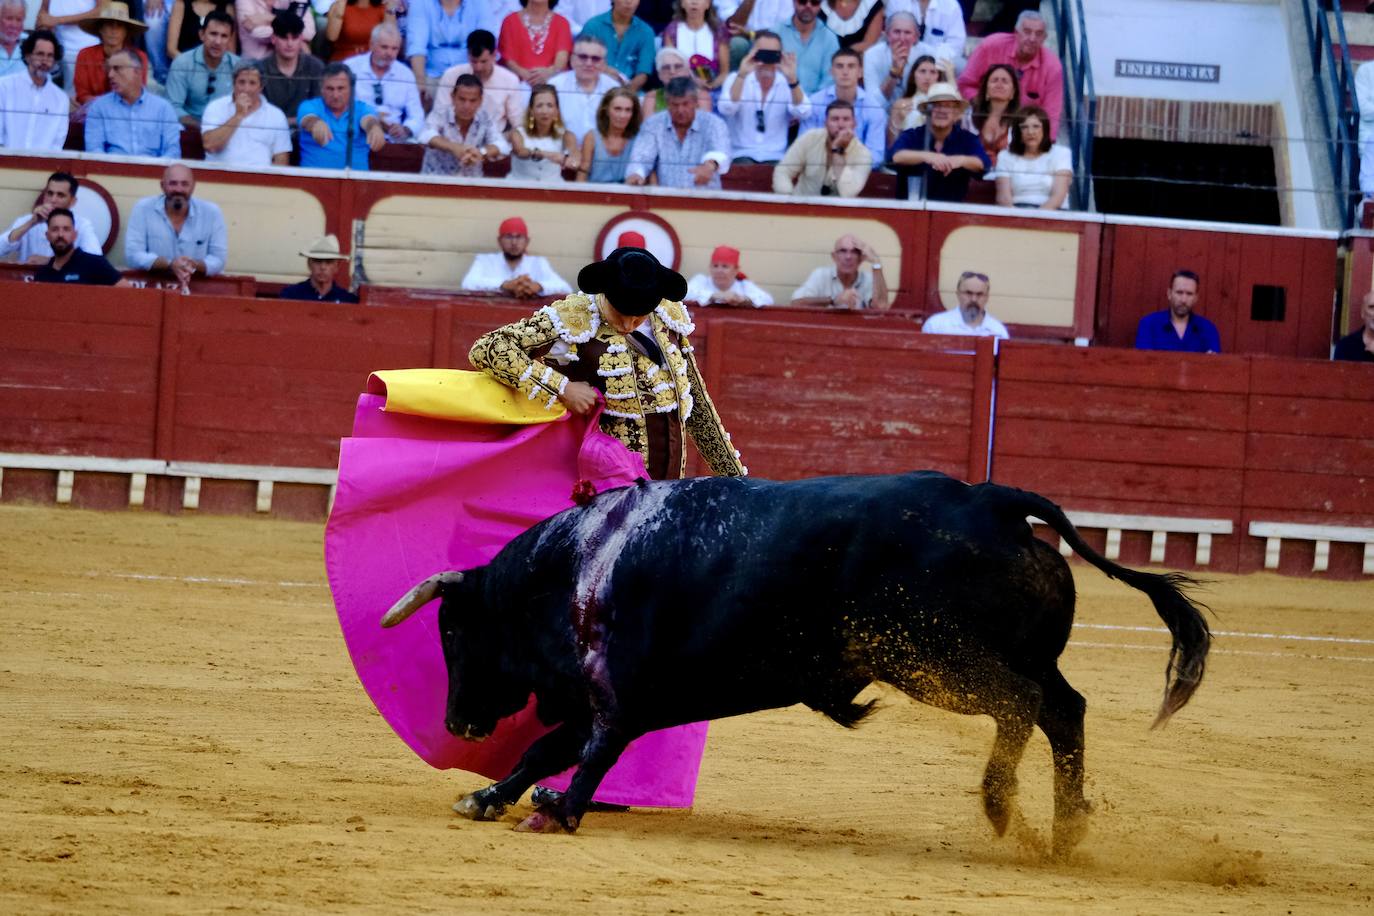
[
  {"x1": 125, "y1": 164, "x2": 229, "y2": 285},
  {"x1": 789, "y1": 233, "x2": 890, "y2": 309}
]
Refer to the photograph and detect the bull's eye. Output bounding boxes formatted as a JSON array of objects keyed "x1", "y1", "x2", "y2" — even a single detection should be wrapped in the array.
[{"x1": 443, "y1": 630, "x2": 454, "y2": 640}]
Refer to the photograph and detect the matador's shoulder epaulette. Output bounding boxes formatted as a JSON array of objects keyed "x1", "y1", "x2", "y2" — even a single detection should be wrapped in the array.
[
  {"x1": 538, "y1": 293, "x2": 601, "y2": 344},
  {"x1": 654, "y1": 299, "x2": 695, "y2": 335}
]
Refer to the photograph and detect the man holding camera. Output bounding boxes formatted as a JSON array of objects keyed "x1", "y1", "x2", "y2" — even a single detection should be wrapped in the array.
[{"x1": 717, "y1": 30, "x2": 809, "y2": 165}]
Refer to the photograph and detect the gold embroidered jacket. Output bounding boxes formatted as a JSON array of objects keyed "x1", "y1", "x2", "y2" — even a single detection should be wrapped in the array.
[{"x1": 468, "y1": 293, "x2": 746, "y2": 479}]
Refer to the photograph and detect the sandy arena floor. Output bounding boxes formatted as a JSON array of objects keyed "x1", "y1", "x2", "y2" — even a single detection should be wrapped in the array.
[{"x1": 1, "y1": 504, "x2": 1371, "y2": 914}]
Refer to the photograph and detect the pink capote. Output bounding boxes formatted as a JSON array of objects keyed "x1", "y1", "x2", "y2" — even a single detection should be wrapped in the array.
[{"x1": 324, "y1": 377, "x2": 710, "y2": 807}]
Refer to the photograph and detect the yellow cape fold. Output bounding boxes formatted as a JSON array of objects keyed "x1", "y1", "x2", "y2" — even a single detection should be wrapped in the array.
[{"x1": 367, "y1": 369, "x2": 566, "y2": 425}]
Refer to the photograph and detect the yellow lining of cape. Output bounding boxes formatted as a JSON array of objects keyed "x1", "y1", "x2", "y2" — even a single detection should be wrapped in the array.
[{"x1": 368, "y1": 369, "x2": 566, "y2": 424}]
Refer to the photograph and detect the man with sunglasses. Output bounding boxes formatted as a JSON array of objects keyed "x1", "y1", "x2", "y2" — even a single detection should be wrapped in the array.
[
  {"x1": 547, "y1": 34, "x2": 620, "y2": 144},
  {"x1": 344, "y1": 22, "x2": 424, "y2": 143},
  {"x1": 579, "y1": 0, "x2": 656, "y2": 93},
  {"x1": 166, "y1": 9, "x2": 238, "y2": 127},
  {"x1": 922, "y1": 270, "x2": 1010, "y2": 339},
  {"x1": 790, "y1": 233, "x2": 889, "y2": 309},
  {"x1": 777, "y1": 0, "x2": 838, "y2": 95},
  {"x1": 718, "y1": 29, "x2": 808, "y2": 165}
]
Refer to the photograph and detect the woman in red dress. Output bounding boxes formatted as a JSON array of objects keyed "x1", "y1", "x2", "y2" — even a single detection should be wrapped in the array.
[{"x1": 497, "y1": 0, "x2": 571, "y2": 87}]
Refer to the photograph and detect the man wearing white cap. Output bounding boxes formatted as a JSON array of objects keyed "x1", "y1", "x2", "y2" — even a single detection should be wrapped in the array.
[
  {"x1": 279, "y1": 234, "x2": 358, "y2": 302},
  {"x1": 460, "y1": 216, "x2": 571, "y2": 299},
  {"x1": 887, "y1": 81, "x2": 989, "y2": 202}
]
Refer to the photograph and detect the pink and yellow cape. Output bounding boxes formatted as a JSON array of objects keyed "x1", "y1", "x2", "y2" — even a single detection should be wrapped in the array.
[{"x1": 324, "y1": 369, "x2": 709, "y2": 808}]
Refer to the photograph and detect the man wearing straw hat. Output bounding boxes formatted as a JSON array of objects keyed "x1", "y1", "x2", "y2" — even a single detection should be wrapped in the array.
[
  {"x1": 279, "y1": 234, "x2": 358, "y2": 302},
  {"x1": 887, "y1": 81, "x2": 990, "y2": 203}
]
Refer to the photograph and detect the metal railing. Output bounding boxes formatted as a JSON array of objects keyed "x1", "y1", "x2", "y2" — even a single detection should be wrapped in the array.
[
  {"x1": 1299, "y1": 0, "x2": 1361, "y2": 229},
  {"x1": 1047, "y1": 0, "x2": 1097, "y2": 212}
]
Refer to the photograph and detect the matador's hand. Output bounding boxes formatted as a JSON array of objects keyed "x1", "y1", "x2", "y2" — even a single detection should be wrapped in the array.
[{"x1": 559, "y1": 381, "x2": 598, "y2": 415}]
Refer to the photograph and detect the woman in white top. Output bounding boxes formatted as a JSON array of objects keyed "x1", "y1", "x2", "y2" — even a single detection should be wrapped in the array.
[
  {"x1": 508, "y1": 83, "x2": 579, "y2": 182},
  {"x1": 819, "y1": 0, "x2": 883, "y2": 54},
  {"x1": 661, "y1": 0, "x2": 729, "y2": 90},
  {"x1": 993, "y1": 106, "x2": 1073, "y2": 210}
]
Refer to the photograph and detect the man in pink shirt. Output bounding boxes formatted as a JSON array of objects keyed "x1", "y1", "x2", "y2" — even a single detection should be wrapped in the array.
[{"x1": 958, "y1": 10, "x2": 1063, "y2": 139}]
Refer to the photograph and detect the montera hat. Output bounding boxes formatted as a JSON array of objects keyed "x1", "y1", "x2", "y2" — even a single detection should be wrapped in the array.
[
  {"x1": 80, "y1": 2, "x2": 148, "y2": 36},
  {"x1": 578, "y1": 247, "x2": 687, "y2": 317},
  {"x1": 299, "y1": 234, "x2": 350, "y2": 260},
  {"x1": 917, "y1": 82, "x2": 968, "y2": 113}
]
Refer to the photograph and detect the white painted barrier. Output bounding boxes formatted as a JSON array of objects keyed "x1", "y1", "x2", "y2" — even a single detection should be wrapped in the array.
[
  {"x1": 1031, "y1": 510, "x2": 1234, "y2": 566},
  {"x1": 1248, "y1": 521, "x2": 1374, "y2": 575}
]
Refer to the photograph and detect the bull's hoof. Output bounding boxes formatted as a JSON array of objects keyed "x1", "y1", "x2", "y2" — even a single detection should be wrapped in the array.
[
  {"x1": 452, "y1": 792, "x2": 506, "y2": 821},
  {"x1": 984, "y1": 796, "x2": 1011, "y2": 837},
  {"x1": 513, "y1": 811, "x2": 577, "y2": 834},
  {"x1": 1050, "y1": 802, "x2": 1092, "y2": 860}
]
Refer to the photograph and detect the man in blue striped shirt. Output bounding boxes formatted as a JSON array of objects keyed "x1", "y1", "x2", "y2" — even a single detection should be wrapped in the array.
[
  {"x1": 85, "y1": 49, "x2": 181, "y2": 159},
  {"x1": 625, "y1": 77, "x2": 731, "y2": 190}
]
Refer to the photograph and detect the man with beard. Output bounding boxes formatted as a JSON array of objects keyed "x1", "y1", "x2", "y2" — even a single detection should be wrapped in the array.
[
  {"x1": 1, "y1": 171, "x2": 102, "y2": 265},
  {"x1": 125, "y1": 164, "x2": 229, "y2": 287},
  {"x1": 1134, "y1": 269, "x2": 1220, "y2": 354},
  {"x1": 459, "y1": 216, "x2": 571, "y2": 299},
  {"x1": 773, "y1": 99, "x2": 871, "y2": 198},
  {"x1": 36, "y1": 209, "x2": 128, "y2": 286},
  {"x1": 0, "y1": 29, "x2": 70, "y2": 152}
]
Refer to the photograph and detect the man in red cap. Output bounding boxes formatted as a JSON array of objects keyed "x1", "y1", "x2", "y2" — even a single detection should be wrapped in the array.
[
  {"x1": 685, "y1": 245, "x2": 773, "y2": 308},
  {"x1": 470, "y1": 245, "x2": 745, "y2": 482},
  {"x1": 460, "y1": 216, "x2": 572, "y2": 298}
]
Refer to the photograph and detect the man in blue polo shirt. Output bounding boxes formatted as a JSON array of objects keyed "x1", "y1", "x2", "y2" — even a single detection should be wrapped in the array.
[
  {"x1": 1134, "y1": 270, "x2": 1221, "y2": 354},
  {"x1": 298, "y1": 63, "x2": 387, "y2": 170},
  {"x1": 580, "y1": 0, "x2": 656, "y2": 93}
]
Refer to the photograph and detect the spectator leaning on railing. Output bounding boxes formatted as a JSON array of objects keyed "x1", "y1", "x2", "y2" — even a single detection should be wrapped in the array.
[
  {"x1": 460, "y1": 215, "x2": 572, "y2": 298},
  {"x1": 126, "y1": 164, "x2": 229, "y2": 284},
  {"x1": 344, "y1": 21, "x2": 423, "y2": 142},
  {"x1": 888, "y1": 81, "x2": 989, "y2": 203},
  {"x1": 280, "y1": 234, "x2": 359, "y2": 302},
  {"x1": 420, "y1": 73, "x2": 509, "y2": 176},
  {"x1": 508, "y1": 82, "x2": 579, "y2": 181},
  {"x1": 0, "y1": 30, "x2": 70, "y2": 153},
  {"x1": 577, "y1": 85, "x2": 641, "y2": 184},
  {"x1": 685, "y1": 244, "x2": 773, "y2": 308},
  {"x1": 626, "y1": 75, "x2": 731, "y2": 189},
  {"x1": 298, "y1": 61, "x2": 386, "y2": 169}
]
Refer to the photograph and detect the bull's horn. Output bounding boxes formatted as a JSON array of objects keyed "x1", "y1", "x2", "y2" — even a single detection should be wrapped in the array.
[{"x1": 380, "y1": 571, "x2": 464, "y2": 628}]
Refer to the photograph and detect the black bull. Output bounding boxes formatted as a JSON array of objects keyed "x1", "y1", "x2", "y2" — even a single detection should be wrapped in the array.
[{"x1": 381, "y1": 471, "x2": 1210, "y2": 856}]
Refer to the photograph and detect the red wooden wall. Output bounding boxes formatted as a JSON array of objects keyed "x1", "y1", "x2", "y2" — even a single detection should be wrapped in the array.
[
  {"x1": 3, "y1": 284, "x2": 1371, "y2": 576},
  {"x1": 1094, "y1": 224, "x2": 1336, "y2": 357}
]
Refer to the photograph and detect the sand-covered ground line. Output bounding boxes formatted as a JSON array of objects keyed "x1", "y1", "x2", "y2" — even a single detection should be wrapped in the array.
[{"x1": 1, "y1": 504, "x2": 1371, "y2": 914}]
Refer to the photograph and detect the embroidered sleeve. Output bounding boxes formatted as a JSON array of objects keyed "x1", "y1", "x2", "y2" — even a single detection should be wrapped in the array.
[
  {"x1": 681, "y1": 336, "x2": 747, "y2": 477},
  {"x1": 468, "y1": 309, "x2": 571, "y2": 410}
]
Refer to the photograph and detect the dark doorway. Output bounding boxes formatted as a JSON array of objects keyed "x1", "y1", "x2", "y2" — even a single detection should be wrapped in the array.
[{"x1": 1092, "y1": 138, "x2": 1282, "y2": 225}]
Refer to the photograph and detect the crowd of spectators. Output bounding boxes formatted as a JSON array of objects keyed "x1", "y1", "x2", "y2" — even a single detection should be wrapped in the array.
[{"x1": 0, "y1": 0, "x2": 1076, "y2": 208}]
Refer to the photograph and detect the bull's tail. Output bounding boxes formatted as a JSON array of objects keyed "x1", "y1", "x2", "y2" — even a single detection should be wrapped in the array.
[{"x1": 987, "y1": 484, "x2": 1211, "y2": 727}]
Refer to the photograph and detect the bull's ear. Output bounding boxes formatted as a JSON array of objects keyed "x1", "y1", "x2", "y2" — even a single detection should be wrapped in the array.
[{"x1": 380, "y1": 571, "x2": 465, "y2": 628}]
